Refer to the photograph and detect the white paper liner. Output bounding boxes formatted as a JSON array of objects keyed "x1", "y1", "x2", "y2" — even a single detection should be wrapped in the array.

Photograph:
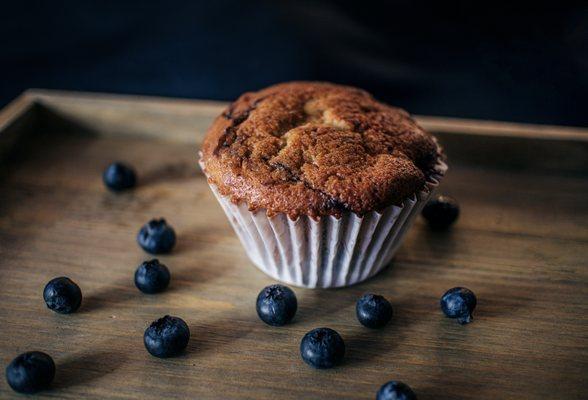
[{"x1": 200, "y1": 159, "x2": 446, "y2": 288}]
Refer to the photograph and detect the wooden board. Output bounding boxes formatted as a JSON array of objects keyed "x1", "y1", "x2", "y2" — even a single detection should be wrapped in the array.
[{"x1": 0, "y1": 90, "x2": 587, "y2": 400}]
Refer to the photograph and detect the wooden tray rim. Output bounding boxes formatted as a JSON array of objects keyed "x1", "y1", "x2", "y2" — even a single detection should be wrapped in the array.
[{"x1": 2, "y1": 88, "x2": 587, "y2": 142}]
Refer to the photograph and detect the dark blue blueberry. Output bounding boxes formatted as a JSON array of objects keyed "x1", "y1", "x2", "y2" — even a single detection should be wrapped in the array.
[
  {"x1": 300, "y1": 327, "x2": 345, "y2": 369},
  {"x1": 377, "y1": 380, "x2": 417, "y2": 400},
  {"x1": 43, "y1": 277, "x2": 82, "y2": 314},
  {"x1": 137, "y1": 218, "x2": 176, "y2": 254},
  {"x1": 256, "y1": 284, "x2": 297, "y2": 326},
  {"x1": 135, "y1": 259, "x2": 171, "y2": 294},
  {"x1": 422, "y1": 195, "x2": 459, "y2": 230},
  {"x1": 356, "y1": 293, "x2": 393, "y2": 328},
  {"x1": 144, "y1": 315, "x2": 190, "y2": 358},
  {"x1": 5, "y1": 351, "x2": 55, "y2": 394},
  {"x1": 103, "y1": 162, "x2": 136, "y2": 192},
  {"x1": 440, "y1": 287, "x2": 477, "y2": 324}
]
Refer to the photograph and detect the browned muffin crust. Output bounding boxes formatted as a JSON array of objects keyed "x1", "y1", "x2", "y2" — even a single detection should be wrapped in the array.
[{"x1": 200, "y1": 81, "x2": 443, "y2": 219}]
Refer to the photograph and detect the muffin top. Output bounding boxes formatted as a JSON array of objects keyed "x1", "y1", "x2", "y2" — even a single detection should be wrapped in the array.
[{"x1": 200, "y1": 81, "x2": 443, "y2": 219}]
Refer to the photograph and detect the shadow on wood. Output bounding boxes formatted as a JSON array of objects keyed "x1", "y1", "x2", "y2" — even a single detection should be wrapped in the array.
[{"x1": 53, "y1": 350, "x2": 127, "y2": 389}]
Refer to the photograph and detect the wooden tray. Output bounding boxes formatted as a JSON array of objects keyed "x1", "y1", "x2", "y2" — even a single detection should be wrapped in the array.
[{"x1": 1, "y1": 90, "x2": 587, "y2": 400}]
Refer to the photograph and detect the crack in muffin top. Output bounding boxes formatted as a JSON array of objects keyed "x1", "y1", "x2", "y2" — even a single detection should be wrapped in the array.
[{"x1": 200, "y1": 81, "x2": 444, "y2": 219}]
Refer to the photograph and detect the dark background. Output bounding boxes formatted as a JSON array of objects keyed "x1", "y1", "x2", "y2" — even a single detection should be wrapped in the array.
[{"x1": 1, "y1": 0, "x2": 587, "y2": 126}]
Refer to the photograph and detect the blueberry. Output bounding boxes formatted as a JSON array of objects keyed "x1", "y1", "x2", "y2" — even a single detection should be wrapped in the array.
[
  {"x1": 137, "y1": 218, "x2": 176, "y2": 254},
  {"x1": 377, "y1": 380, "x2": 417, "y2": 400},
  {"x1": 300, "y1": 327, "x2": 345, "y2": 369},
  {"x1": 144, "y1": 315, "x2": 190, "y2": 357},
  {"x1": 440, "y1": 287, "x2": 477, "y2": 324},
  {"x1": 103, "y1": 162, "x2": 136, "y2": 191},
  {"x1": 5, "y1": 351, "x2": 55, "y2": 394},
  {"x1": 135, "y1": 259, "x2": 171, "y2": 294},
  {"x1": 43, "y1": 277, "x2": 82, "y2": 314},
  {"x1": 256, "y1": 284, "x2": 297, "y2": 326},
  {"x1": 422, "y1": 195, "x2": 459, "y2": 229},
  {"x1": 356, "y1": 293, "x2": 393, "y2": 328}
]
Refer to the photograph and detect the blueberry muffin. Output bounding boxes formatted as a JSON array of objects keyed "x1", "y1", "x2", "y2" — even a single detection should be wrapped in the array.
[{"x1": 200, "y1": 82, "x2": 445, "y2": 288}]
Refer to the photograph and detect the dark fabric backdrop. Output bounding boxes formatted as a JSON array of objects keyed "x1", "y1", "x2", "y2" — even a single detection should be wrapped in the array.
[{"x1": 1, "y1": 0, "x2": 587, "y2": 126}]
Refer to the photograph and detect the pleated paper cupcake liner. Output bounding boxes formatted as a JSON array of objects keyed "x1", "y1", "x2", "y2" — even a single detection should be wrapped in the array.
[{"x1": 200, "y1": 159, "x2": 446, "y2": 288}]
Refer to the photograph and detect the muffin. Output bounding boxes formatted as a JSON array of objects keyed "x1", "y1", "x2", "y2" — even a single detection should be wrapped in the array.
[{"x1": 199, "y1": 81, "x2": 446, "y2": 288}]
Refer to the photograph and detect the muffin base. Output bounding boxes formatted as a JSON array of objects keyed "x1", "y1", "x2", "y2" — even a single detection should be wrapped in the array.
[{"x1": 200, "y1": 159, "x2": 446, "y2": 288}]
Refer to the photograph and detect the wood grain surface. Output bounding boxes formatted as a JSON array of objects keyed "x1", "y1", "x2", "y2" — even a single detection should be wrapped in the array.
[{"x1": 0, "y1": 91, "x2": 587, "y2": 399}]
